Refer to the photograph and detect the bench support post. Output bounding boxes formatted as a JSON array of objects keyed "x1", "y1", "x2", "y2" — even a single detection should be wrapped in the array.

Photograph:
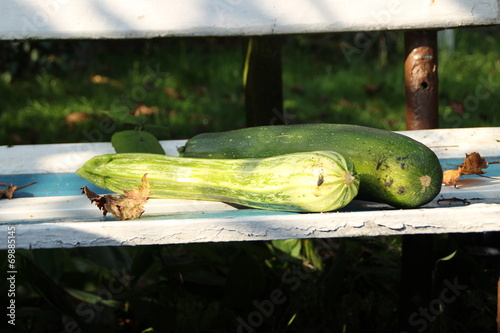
[
  {"x1": 243, "y1": 36, "x2": 284, "y2": 127},
  {"x1": 400, "y1": 30, "x2": 439, "y2": 332},
  {"x1": 404, "y1": 30, "x2": 439, "y2": 130},
  {"x1": 497, "y1": 277, "x2": 500, "y2": 333},
  {"x1": 399, "y1": 234, "x2": 436, "y2": 332}
]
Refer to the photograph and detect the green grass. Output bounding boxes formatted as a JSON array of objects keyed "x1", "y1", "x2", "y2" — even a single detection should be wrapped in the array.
[
  {"x1": 1, "y1": 28, "x2": 499, "y2": 146},
  {"x1": 0, "y1": 39, "x2": 247, "y2": 144},
  {"x1": 438, "y1": 31, "x2": 500, "y2": 127}
]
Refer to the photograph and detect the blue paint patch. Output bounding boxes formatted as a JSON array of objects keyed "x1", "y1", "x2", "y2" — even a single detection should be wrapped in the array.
[{"x1": 0, "y1": 173, "x2": 111, "y2": 197}]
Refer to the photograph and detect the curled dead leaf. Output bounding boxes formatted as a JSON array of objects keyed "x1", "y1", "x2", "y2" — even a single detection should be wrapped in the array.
[
  {"x1": 459, "y1": 152, "x2": 487, "y2": 175},
  {"x1": 443, "y1": 169, "x2": 463, "y2": 187},
  {"x1": 81, "y1": 174, "x2": 150, "y2": 220},
  {"x1": 443, "y1": 152, "x2": 499, "y2": 187},
  {"x1": 0, "y1": 182, "x2": 37, "y2": 199}
]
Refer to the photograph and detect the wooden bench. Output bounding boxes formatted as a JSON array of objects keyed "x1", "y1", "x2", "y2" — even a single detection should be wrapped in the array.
[
  {"x1": 1, "y1": 0, "x2": 500, "y2": 331},
  {"x1": 1, "y1": 127, "x2": 500, "y2": 249}
]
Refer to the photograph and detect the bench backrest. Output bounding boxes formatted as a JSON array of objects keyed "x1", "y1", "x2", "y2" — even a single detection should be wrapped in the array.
[{"x1": 1, "y1": 0, "x2": 499, "y2": 40}]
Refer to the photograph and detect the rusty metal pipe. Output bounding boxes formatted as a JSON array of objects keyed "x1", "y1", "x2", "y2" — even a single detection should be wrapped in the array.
[{"x1": 405, "y1": 30, "x2": 439, "y2": 130}]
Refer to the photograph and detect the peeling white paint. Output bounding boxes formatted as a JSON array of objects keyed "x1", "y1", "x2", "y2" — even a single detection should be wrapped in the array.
[{"x1": 0, "y1": 0, "x2": 499, "y2": 39}]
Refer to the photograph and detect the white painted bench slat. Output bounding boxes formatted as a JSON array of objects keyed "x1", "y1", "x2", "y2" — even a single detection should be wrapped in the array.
[
  {"x1": 1, "y1": 0, "x2": 499, "y2": 40},
  {"x1": 4, "y1": 203, "x2": 500, "y2": 249},
  {"x1": 1, "y1": 127, "x2": 499, "y2": 250}
]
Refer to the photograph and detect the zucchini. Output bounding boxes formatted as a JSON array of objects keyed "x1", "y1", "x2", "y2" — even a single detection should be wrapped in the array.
[
  {"x1": 76, "y1": 151, "x2": 360, "y2": 213},
  {"x1": 178, "y1": 124, "x2": 443, "y2": 208}
]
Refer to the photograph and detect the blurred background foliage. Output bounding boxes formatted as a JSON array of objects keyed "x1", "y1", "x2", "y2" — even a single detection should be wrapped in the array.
[
  {"x1": 1, "y1": 27, "x2": 499, "y2": 332},
  {"x1": 1, "y1": 27, "x2": 499, "y2": 145},
  {"x1": 1, "y1": 235, "x2": 498, "y2": 332}
]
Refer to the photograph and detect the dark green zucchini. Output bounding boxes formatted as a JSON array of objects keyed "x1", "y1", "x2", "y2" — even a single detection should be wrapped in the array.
[{"x1": 178, "y1": 124, "x2": 443, "y2": 208}]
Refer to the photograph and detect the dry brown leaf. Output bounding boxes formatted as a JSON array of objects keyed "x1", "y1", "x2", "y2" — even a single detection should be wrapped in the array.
[
  {"x1": 449, "y1": 101, "x2": 465, "y2": 115},
  {"x1": 0, "y1": 182, "x2": 37, "y2": 199},
  {"x1": 131, "y1": 104, "x2": 158, "y2": 116},
  {"x1": 66, "y1": 111, "x2": 91, "y2": 129},
  {"x1": 164, "y1": 87, "x2": 184, "y2": 100},
  {"x1": 81, "y1": 174, "x2": 150, "y2": 220},
  {"x1": 459, "y1": 152, "x2": 488, "y2": 175},
  {"x1": 443, "y1": 152, "x2": 497, "y2": 187},
  {"x1": 90, "y1": 74, "x2": 122, "y2": 87},
  {"x1": 442, "y1": 169, "x2": 463, "y2": 187}
]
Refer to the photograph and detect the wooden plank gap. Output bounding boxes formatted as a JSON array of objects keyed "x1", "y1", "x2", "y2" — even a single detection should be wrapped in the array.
[
  {"x1": 243, "y1": 36, "x2": 284, "y2": 127},
  {"x1": 497, "y1": 276, "x2": 500, "y2": 333}
]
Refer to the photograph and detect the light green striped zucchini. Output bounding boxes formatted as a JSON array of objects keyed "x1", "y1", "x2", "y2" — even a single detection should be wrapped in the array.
[{"x1": 76, "y1": 151, "x2": 360, "y2": 213}]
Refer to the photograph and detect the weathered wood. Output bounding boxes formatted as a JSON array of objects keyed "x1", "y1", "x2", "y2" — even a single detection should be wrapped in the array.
[
  {"x1": 1, "y1": 177, "x2": 499, "y2": 221},
  {"x1": 243, "y1": 36, "x2": 284, "y2": 126},
  {"x1": 1, "y1": 0, "x2": 499, "y2": 40},
  {"x1": 0, "y1": 140, "x2": 186, "y2": 175},
  {"x1": 1, "y1": 202, "x2": 500, "y2": 249},
  {"x1": 399, "y1": 127, "x2": 500, "y2": 159}
]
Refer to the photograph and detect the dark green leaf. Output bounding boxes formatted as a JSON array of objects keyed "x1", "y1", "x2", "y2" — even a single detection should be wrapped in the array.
[
  {"x1": 19, "y1": 254, "x2": 89, "y2": 329},
  {"x1": 225, "y1": 251, "x2": 265, "y2": 309},
  {"x1": 111, "y1": 130, "x2": 165, "y2": 154},
  {"x1": 143, "y1": 123, "x2": 171, "y2": 133},
  {"x1": 103, "y1": 110, "x2": 147, "y2": 126},
  {"x1": 272, "y1": 239, "x2": 302, "y2": 259},
  {"x1": 65, "y1": 288, "x2": 123, "y2": 309},
  {"x1": 303, "y1": 239, "x2": 324, "y2": 270},
  {"x1": 437, "y1": 250, "x2": 458, "y2": 263},
  {"x1": 76, "y1": 247, "x2": 132, "y2": 273}
]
